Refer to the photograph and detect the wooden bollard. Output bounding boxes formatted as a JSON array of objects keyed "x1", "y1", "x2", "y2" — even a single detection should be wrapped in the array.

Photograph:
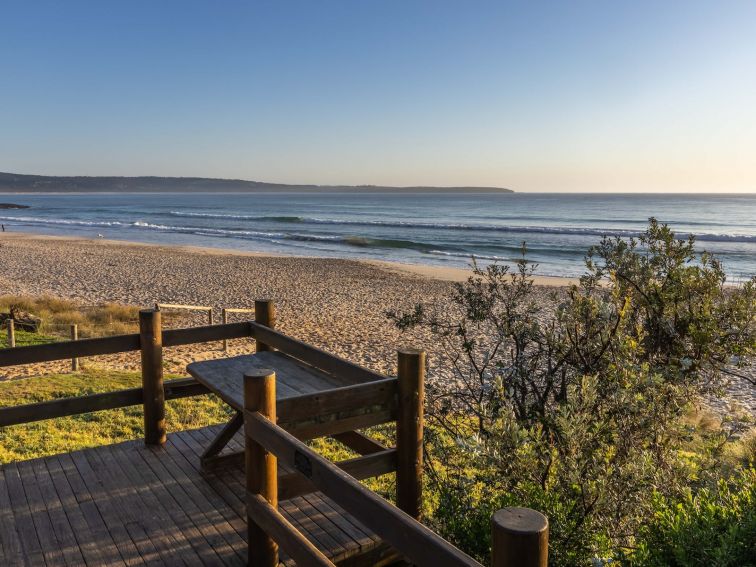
[
  {"x1": 207, "y1": 308, "x2": 213, "y2": 326},
  {"x1": 6, "y1": 319, "x2": 15, "y2": 348},
  {"x1": 70, "y1": 324, "x2": 79, "y2": 371},
  {"x1": 254, "y1": 299, "x2": 276, "y2": 352},
  {"x1": 140, "y1": 309, "x2": 166, "y2": 445},
  {"x1": 491, "y1": 507, "x2": 548, "y2": 567},
  {"x1": 245, "y1": 369, "x2": 278, "y2": 567},
  {"x1": 396, "y1": 348, "x2": 425, "y2": 520},
  {"x1": 222, "y1": 308, "x2": 228, "y2": 352}
]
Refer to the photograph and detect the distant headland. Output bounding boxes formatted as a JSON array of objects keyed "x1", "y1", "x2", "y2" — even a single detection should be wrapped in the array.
[{"x1": 0, "y1": 172, "x2": 513, "y2": 194}]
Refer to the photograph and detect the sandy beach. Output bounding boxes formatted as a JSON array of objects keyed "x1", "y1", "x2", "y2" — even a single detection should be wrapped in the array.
[
  {"x1": 0, "y1": 231, "x2": 753, "y2": 416},
  {"x1": 0, "y1": 232, "x2": 468, "y2": 379}
]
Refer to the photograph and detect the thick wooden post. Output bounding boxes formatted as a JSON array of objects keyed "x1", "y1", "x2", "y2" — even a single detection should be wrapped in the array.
[
  {"x1": 254, "y1": 299, "x2": 276, "y2": 352},
  {"x1": 70, "y1": 324, "x2": 79, "y2": 371},
  {"x1": 7, "y1": 319, "x2": 15, "y2": 348},
  {"x1": 140, "y1": 309, "x2": 166, "y2": 446},
  {"x1": 491, "y1": 507, "x2": 548, "y2": 567},
  {"x1": 207, "y1": 308, "x2": 213, "y2": 326},
  {"x1": 222, "y1": 308, "x2": 229, "y2": 352},
  {"x1": 245, "y1": 369, "x2": 278, "y2": 567},
  {"x1": 396, "y1": 348, "x2": 425, "y2": 520}
]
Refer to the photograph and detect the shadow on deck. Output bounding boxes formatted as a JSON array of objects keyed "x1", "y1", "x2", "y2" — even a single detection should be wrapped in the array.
[{"x1": 0, "y1": 425, "x2": 380, "y2": 566}]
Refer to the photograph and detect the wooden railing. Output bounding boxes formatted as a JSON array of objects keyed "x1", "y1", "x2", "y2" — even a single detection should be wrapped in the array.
[
  {"x1": 0, "y1": 299, "x2": 550, "y2": 566},
  {"x1": 155, "y1": 302, "x2": 214, "y2": 325},
  {"x1": 222, "y1": 307, "x2": 255, "y2": 352},
  {"x1": 0, "y1": 309, "x2": 255, "y2": 430},
  {"x1": 244, "y1": 368, "x2": 480, "y2": 567},
  {"x1": 243, "y1": 371, "x2": 549, "y2": 567}
]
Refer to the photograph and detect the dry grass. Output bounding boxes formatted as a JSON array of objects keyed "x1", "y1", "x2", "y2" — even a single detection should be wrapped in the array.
[
  {"x1": 0, "y1": 295, "x2": 178, "y2": 338},
  {"x1": 733, "y1": 428, "x2": 756, "y2": 465},
  {"x1": 684, "y1": 406, "x2": 723, "y2": 434}
]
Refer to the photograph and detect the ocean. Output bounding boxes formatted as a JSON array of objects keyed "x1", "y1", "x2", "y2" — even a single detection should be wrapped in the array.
[{"x1": 1, "y1": 192, "x2": 754, "y2": 279}]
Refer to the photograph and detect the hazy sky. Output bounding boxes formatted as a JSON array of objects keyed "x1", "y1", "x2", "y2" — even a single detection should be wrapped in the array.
[{"x1": 2, "y1": 1, "x2": 755, "y2": 192}]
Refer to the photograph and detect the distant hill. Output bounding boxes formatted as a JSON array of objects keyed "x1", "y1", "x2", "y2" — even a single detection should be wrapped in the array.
[{"x1": 0, "y1": 172, "x2": 513, "y2": 193}]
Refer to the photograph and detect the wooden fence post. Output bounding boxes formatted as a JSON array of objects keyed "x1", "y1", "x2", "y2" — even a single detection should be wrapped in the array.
[
  {"x1": 491, "y1": 507, "x2": 548, "y2": 567},
  {"x1": 7, "y1": 319, "x2": 15, "y2": 348},
  {"x1": 70, "y1": 324, "x2": 79, "y2": 371},
  {"x1": 397, "y1": 348, "x2": 425, "y2": 520},
  {"x1": 207, "y1": 308, "x2": 213, "y2": 326},
  {"x1": 140, "y1": 309, "x2": 166, "y2": 446},
  {"x1": 245, "y1": 369, "x2": 278, "y2": 567},
  {"x1": 254, "y1": 299, "x2": 276, "y2": 352},
  {"x1": 222, "y1": 308, "x2": 228, "y2": 352}
]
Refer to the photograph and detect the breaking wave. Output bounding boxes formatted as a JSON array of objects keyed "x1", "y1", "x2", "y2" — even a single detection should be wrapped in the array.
[{"x1": 165, "y1": 212, "x2": 756, "y2": 243}]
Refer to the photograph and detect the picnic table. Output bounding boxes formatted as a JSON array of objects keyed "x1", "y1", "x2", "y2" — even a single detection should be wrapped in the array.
[{"x1": 185, "y1": 328, "x2": 409, "y2": 565}]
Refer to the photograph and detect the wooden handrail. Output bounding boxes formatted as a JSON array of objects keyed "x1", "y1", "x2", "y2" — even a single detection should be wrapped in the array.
[
  {"x1": 331, "y1": 431, "x2": 388, "y2": 455},
  {"x1": 274, "y1": 378, "x2": 398, "y2": 440},
  {"x1": 0, "y1": 322, "x2": 254, "y2": 367},
  {"x1": 0, "y1": 321, "x2": 386, "y2": 384},
  {"x1": 0, "y1": 378, "x2": 208, "y2": 427},
  {"x1": 155, "y1": 303, "x2": 212, "y2": 312},
  {"x1": 245, "y1": 410, "x2": 482, "y2": 567},
  {"x1": 221, "y1": 307, "x2": 255, "y2": 351},
  {"x1": 0, "y1": 333, "x2": 141, "y2": 367},
  {"x1": 0, "y1": 317, "x2": 397, "y2": 435},
  {"x1": 249, "y1": 322, "x2": 388, "y2": 384},
  {"x1": 247, "y1": 493, "x2": 334, "y2": 566},
  {"x1": 156, "y1": 303, "x2": 214, "y2": 324},
  {"x1": 163, "y1": 322, "x2": 251, "y2": 347},
  {"x1": 223, "y1": 307, "x2": 255, "y2": 314},
  {"x1": 276, "y1": 378, "x2": 397, "y2": 423},
  {"x1": 279, "y1": 449, "x2": 397, "y2": 500}
]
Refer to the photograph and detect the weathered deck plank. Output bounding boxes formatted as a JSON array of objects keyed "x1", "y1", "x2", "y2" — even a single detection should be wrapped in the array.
[
  {"x1": 0, "y1": 425, "x2": 385, "y2": 566},
  {"x1": 29, "y1": 458, "x2": 87, "y2": 566}
]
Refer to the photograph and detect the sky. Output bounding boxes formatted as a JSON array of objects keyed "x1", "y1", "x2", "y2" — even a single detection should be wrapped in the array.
[{"x1": 1, "y1": 1, "x2": 755, "y2": 193}]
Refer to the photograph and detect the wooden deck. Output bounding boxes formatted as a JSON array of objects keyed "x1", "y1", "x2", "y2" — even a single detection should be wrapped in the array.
[
  {"x1": 0, "y1": 425, "x2": 383, "y2": 566},
  {"x1": 0, "y1": 305, "x2": 498, "y2": 567}
]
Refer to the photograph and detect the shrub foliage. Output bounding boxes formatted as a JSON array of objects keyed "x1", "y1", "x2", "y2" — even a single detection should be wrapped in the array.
[{"x1": 388, "y1": 219, "x2": 755, "y2": 565}]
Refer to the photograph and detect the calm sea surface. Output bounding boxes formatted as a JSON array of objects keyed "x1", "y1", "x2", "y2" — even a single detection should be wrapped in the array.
[{"x1": 1, "y1": 193, "x2": 754, "y2": 278}]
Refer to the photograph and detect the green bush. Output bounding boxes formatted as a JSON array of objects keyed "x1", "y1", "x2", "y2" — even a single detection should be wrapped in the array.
[
  {"x1": 389, "y1": 219, "x2": 756, "y2": 565},
  {"x1": 431, "y1": 475, "x2": 600, "y2": 566},
  {"x1": 629, "y1": 468, "x2": 756, "y2": 567}
]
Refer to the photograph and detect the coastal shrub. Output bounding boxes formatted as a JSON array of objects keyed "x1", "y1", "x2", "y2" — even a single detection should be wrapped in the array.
[
  {"x1": 388, "y1": 219, "x2": 756, "y2": 565},
  {"x1": 425, "y1": 423, "x2": 601, "y2": 565},
  {"x1": 628, "y1": 467, "x2": 756, "y2": 567}
]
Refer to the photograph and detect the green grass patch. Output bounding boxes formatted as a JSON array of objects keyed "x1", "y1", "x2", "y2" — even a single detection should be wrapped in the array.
[
  {"x1": 0, "y1": 328, "x2": 58, "y2": 348},
  {"x1": 307, "y1": 424, "x2": 398, "y2": 499},
  {"x1": 0, "y1": 367, "x2": 234, "y2": 463}
]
